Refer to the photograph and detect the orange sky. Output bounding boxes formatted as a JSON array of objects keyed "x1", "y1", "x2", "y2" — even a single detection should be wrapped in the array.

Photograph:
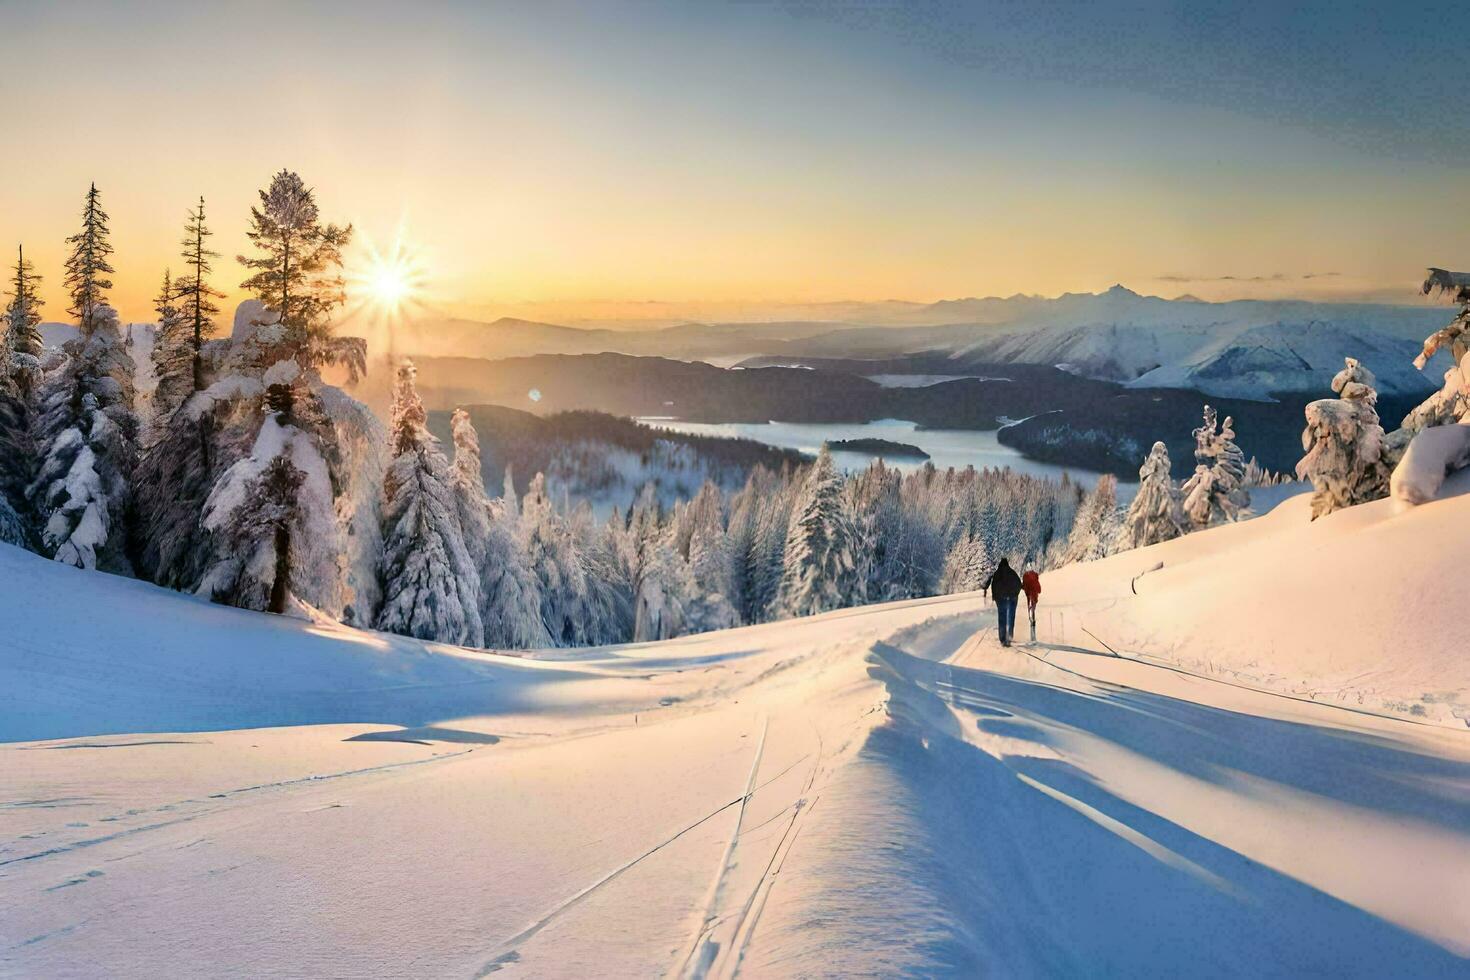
[{"x1": 3, "y1": 2, "x2": 1466, "y2": 325}]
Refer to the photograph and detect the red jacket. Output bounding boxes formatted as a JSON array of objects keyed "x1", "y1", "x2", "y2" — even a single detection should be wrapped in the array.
[{"x1": 1022, "y1": 571, "x2": 1041, "y2": 603}]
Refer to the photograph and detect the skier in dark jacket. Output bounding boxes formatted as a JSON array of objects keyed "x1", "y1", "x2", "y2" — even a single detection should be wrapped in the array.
[{"x1": 984, "y1": 558, "x2": 1023, "y2": 647}]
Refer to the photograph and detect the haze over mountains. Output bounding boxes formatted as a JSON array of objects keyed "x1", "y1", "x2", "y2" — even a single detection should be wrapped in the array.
[{"x1": 397, "y1": 285, "x2": 1448, "y2": 401}]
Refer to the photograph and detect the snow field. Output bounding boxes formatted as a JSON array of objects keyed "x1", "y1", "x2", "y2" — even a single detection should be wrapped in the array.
[{"x1": 4, "y1": 463, "x2": 1470, "y2": 976}]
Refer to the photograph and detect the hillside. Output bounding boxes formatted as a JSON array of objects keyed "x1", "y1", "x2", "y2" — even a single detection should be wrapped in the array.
[
  {"x1": 424, "y1": 405, "x2": 806, "y2": 507},
  {"x1": 411, "y1": 352, "x2": 1424, "y2": 477},
  {"x1": 3, "y1": 473, "x2": 1469, "y2": 975},
  {"x1": 393, "y1": 288, "x2": 1451, "y2": 402}
]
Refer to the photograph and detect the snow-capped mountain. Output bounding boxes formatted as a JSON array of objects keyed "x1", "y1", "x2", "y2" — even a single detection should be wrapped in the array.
[
  {"x1": 941, "y1": 286, "x2": 1447, "y2": 399},
  {"x1": 395, "y1": 286, "x2": 1454, "y2": 402}
]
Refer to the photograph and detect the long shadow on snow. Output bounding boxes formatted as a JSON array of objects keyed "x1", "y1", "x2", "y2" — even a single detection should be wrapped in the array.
[
  {"x1": 908, "y1": 645, "x2": 1470, "y2": 833},
  {"x1": 826, "y1": 643, "x2": 1470, "y2": 977}
]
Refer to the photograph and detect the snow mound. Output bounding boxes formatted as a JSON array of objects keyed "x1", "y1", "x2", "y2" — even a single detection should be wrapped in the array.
[{"x1": 1043, "y1": 468, "x2": 1470, "y2": 725}]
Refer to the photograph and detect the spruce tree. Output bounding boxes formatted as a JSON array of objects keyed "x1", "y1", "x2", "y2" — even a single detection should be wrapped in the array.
[
  {"x1": 375, "y1": 362, "x2": 484, "y2": 645},
  {"x1": 237, "y1": 170, "x2": 359, "y2": 375},
  {"x1": 4, "y1": 244, "x2": 45, "y2": 394},
  {"x1": 63, "y1": 183, "x2": 114, "y2": 324},
  {"x1": 448, "y1": 415, "x2": 549, "y2": 649},
  {"x1": 177, "y1": 197, "x2": 223, "y2": 391},
  {"x1": 777, "y1": 447, "x2": 861, "y2": 618},
  {"x1": 29, "y1": 305, "x2": 137, "y2": 571},
  {"x1": 1119, "y1": 441, "x2": 1187, "y2": 549},
  {"x1": 1180, "y1": 405, "x2": 1247, "y2": 529},
  {"x1": 198, "y1": 364, "x2": 339, "y2": 613},
  {"x1": 1296, "y1": 357, "x2": 1390, "y2": 519},
  {"x1": 149, "y1": 270, "x2": 193, "y2": 424}
]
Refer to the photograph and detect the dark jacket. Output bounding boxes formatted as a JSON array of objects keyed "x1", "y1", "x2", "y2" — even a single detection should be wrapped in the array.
[{"x1": 984, "y1": 561, "x2": 1022, "y2": 600}]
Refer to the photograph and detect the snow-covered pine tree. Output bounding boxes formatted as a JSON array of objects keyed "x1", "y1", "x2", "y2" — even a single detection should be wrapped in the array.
[
  {"x1": 522, "y1": 472, "x2": 578, "y2": 644},
  {"x1": 131, "y1": 201, "x2": 230, "y2": 588},
  {"x1": 149, "y1": 270, "x2": 192, "y2": 424},
  {"x1": 777, "y1": 447, "x2": 862, "y2": 618},
  {"x1": 4, "y1": 244, "x2": 45, "y2": 398},
  {"x1": 0, "y1": 386, "x2": 36, "y2": 548},
  {"x1": 29, "y1": 304, "x2": 138, "y2": 571},
  {"x1": 680, "y1": 480, "x2": 735, "y2": 602},
  {"x1": 1118, "y1": 441, "x2": 1186, "y2": 549},
  {"x1": 1064, "y1": 474, "x2": 1119, "y2": 563},
  {"x1": 939, "y1": 531, "x2": 989, "y2": 593},
  {"x1": 476, "y1": 466, "x2": 551, "y2": 648},
  {"x1": 730, "y1": 467, "x2": 792, "y2": 622},
  {"x1": 0, "y1": 246, "x2": 44, "y2": 546},
  {"x1": 1217, "y1": 415, "x2": 1251, "y2": 513},
  {"x1": 177, "y1": 197, "x2": 223, "y2": 392},
  {"x1": 1179, "y1": 405, "x2": 1245, "y2": 529},
  {"x1": 26, "y1": 186, "x2": 139, "y2": 570},
  {"x1": 374, "y1": 362, "x2": 483, "y2": 645},
  {"x1": 1295, "y1": 357, "x2": 1390, "y2": 520},
  {"x1": 1384, "y1": 268, "x2": 1470, "y2": 467},
  {"x1": 632, "y1": 520, "x2": 697, "y2": 642},
  {"x1": 449, "y1": 408, "x2": 492, "y2": 564},
  {"x1": 197, "y1": 360, "x2": 338, "y2": 613},
  {"x1": 443, "y1": 428, "x2": 547, "y2": 651},
  {"x1": 193, "y1": 171, "x2": 375, "y2": 618},
  {"x1": 237, "y1": 171, "x2": 360, "y2": 376}
]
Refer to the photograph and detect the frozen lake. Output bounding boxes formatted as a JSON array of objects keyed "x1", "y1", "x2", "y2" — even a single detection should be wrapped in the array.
[{"x1": 639, "y1": 417, "x2": 1130, "y2": 494}]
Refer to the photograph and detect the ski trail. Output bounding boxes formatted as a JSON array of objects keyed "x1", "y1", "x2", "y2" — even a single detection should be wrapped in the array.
[
  {"x1": 0, "y1": 746, "x2": 481, "y2": 869},
  {"x1": 709, "y1": 720, "x2": 827, "y2": 978},
  {"x1": 678, "y1": 715, "x2": 769, "y2": 979},
  {"x1": 472, "y1": 790, "x2": 754, "y2": 978}
]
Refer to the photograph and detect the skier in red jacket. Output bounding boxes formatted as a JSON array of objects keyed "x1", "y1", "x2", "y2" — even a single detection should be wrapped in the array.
[{"x1": 1022, "y1": 569, "x2": 1042, "y2": 643}]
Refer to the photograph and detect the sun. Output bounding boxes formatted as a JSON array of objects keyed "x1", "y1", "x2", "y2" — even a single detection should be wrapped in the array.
[
  {"x1": 368, "y1": 263, "x2": 412, "y2": 307},
  {"x1": 348, "y1": 234, "x2": 429, "y2": 321}
]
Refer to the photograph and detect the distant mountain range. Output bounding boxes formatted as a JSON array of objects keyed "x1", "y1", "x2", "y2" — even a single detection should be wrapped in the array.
[{"x1": 396, "y1": 286, "x2": 1452, "y2": 401}]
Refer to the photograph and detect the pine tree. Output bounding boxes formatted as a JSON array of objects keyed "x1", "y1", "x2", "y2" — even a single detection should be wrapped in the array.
[
  {"x1": 0, "y1": 386, "x2": 36, "y2": 548},
  {"x1": 1180, "y1": 405, "x2": 1247, "y2": 529},
  {"x1": 63, "y1": 184, "x2": 114, "y2": 324},
  {"x1": 1296, "y1": 357, "x2": 1390, "y2": 519},
  {"x1": 777, "y1": 447, "x2": 861, "y2": 618},
  {"x1": 237, "y1": 170, "x2": 359, "y2": 375},
  {"x1": 149, "y1": 270, "x2": 193, "y2": 423},
  {"x1": 633, "y1": 521, "x2": 697, "y2": 642},
  {"x1": 940, "y1": 532, "x2": 989, "y2": 593},
  {"x1": 472, "y1": 461, "x2": 550, "y2": 650},
  {"x1": 4, "y1": 244, "x2": 45, "y2": 395},
  {"x1": 374, "y1": 363, "x2": 483, "y2": 645},
  {"x1": 449, "y1": 408, "x2": 492, "y2": 564},
  {"x1": 177, "y1": 197, "x2": 223, "y2": 392},
  {"x1": 1119, "y1": 441, "x2": 1187, "y2": 549},
  {"x1": 29, "y1": 305, "x2": 137, "y2": 571},
  {"x1": 1217, "y1": 415, "x2": 1251, "y2": 513},
  {"x1": 1065, "y1": 475, "x2": 1119, "y2": 563},
  {"x1": 1384, "y1": 268, "x2": 1470, "y2": 466},
  {"x1": 197, "y1": 364, "x2": 338, "y2": 613}
]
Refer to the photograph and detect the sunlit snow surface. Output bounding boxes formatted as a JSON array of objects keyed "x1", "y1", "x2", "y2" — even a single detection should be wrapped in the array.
[{"x1": 3, "y1": 476, "x2": 1469, "y2": 977}]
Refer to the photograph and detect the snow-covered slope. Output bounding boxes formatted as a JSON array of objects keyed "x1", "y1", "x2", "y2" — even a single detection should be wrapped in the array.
[{"x1": 4, "y1": 477, "x2": 1470, "y2": 976}]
